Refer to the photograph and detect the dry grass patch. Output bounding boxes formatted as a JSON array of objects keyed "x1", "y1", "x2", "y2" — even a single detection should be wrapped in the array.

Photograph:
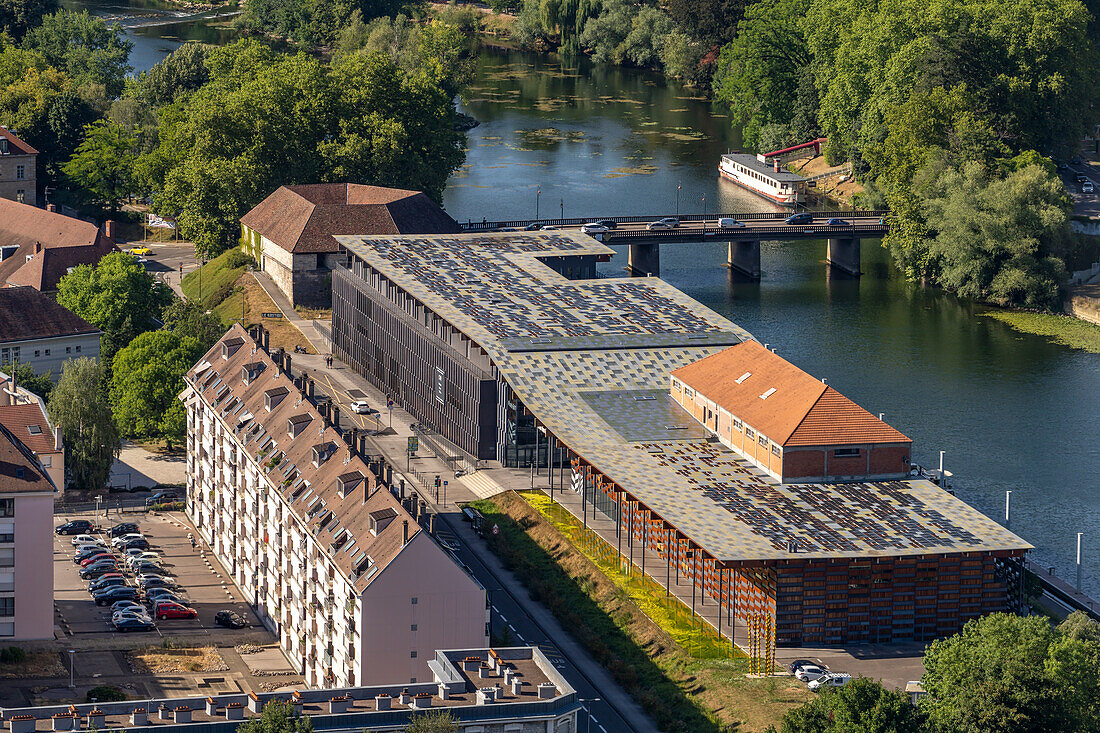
[
  {"x1": 220, "y1": 274, "x2": 315, "y2": 355},
  {"x1": 0, "y1": 651, "x2": 65, "y2": 679},
  {"x1": 129, "y1": 646, "x2": 229, "y2": 674}
]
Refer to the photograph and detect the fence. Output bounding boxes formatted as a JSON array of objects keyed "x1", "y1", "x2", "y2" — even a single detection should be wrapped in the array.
[{"x1": 518, "y1": 490, "x2": 742, "y2": 660}]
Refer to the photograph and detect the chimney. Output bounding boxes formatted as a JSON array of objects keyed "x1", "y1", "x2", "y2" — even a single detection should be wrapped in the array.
[
  {"x1": 104, "y1": 220, "x2": 115, "y2": 240},
  {"x1": 331, "y1": 405, "x2": 340, "y2": 430},
  {"x1": 46, "y1": 203, "x2": 57, "y2": 213},
  {"x1": 34, "y1": 241, "x2": 42, "y2": 254},
  {"x1": 284, "y1": 353, "x2": 292, "y2": 374},
  {"x1": 54, "y1": 425, "x2": 62, "y2": 452},
  {"x1": 402, "y1": 520, "x2": 409, "y2": 546},
  {"x1": 821, "y1": 378, "x2": 827, "y2": 384},
  {"x1": 774, "y1": 159, "x2": 781, "y2": 174},
  {"x1": 261, "y1": 329, "x2": 270, "y2": 352}
]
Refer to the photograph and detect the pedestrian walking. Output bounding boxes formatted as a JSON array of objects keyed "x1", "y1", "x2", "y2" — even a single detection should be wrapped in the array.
[{"x1": 188, "y1": 533, "x2": 196, "y2": 551}]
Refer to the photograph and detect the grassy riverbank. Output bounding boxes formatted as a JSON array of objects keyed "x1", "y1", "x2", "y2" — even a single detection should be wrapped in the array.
[
  {"x1": 469, "y1": 491, "x2": 809, "y2": 732},
  {"x1": 980, "y1": 308, "x2": 1100, "y2": 354}
]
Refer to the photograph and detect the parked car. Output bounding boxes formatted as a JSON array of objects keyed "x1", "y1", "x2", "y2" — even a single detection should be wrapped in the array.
[
  {"x1": 75, "y1": 547, "x2": 111, "y2": 563},
  {"x1": 94, "y1": 586, "x2": 139, "y2": 606},
  {"x1": 80, "y1": 562, "x2": 119, "y2": 580},
  {"x1": 595, "y1": 219, "x2": 618, "y2": 229},
  {"x1": 787, "y1": 659, "x2": 817, "y2": 675},
  {"x1": 1076, "y1": 173, "x2": 1088, "y2": 183},
  {"x1": 795, "y1": 665, "x2": 829, "y2": 683},
  {"x1": 56, "y1": 520, "x2": 94, "y2": 535},
  {"x1": 88, "y1": 576, "x2": 127, "y2": 593},
  {"x1": 808, "y1": 673, "x2": 852, "y2": 691},
  {"x1": 70, "y1": 534, "x2": 103, "y2": 547},
  {"x1": 145, "y1": 590, "x2": 187, "y2": 607},
  {"x1": 113, "y1": 609, "x2": 152, "y2": 625},
  {"x1": 349, "y1": 401, "x2": 379, "y2": 415},
  {"x1": 785, "y1": 212, "x2": 814, "y2": 225},
  {"x1": 718, "y1": 218, "x2": 746, "y2": 229},
  {"x1": 114, "y1": 616, "x2": 156, "y2": 632},
  {"x1": 154, "y1": 601, "x2": 198, "y2": 620},
  {"x1": 111, "y1": 533, "x2": 144, "y2": 548},
  {"x1": 497, "y1": 227, "x2": 518, "y2": 232},
  {"x1": 131, "y1": 561, "x2": 166, "y2": 575},
  {"x1": 581, "y1": 223, "x2": 609, "y2": 234},
  {"x1": 107, "y1": 522, "x2": 139, "y2": 538},
  {"x1": 149, "y1": 491, "x2": 179, "y2": 503},
  {"x1": 646, "y1": 220, "x2": 674, "y2": 230},
  {"x1": 127, "y1": 247, "x2": 152, "y2": 256},
  {"x1": 80, "y1": 553, "x2": 115, "y2": 567},
  {"x1": 121, "y1": 537, "x2": 151, "y2": 551},
  {"x1": 111, "y1": 600, "x2": 146, "y2": 615},
  {"x1": 214, "y1": 610, "x2": 249, "y2": 629},
  {"x1": 826, "y1": 218, "x2": 851, "y2": 226},
  {"x1": 137, "y1": 575, "x2": 176, "y2": 591},
  {"x1": 126, "y1": 552, "x2": 162, "y2": 568}
]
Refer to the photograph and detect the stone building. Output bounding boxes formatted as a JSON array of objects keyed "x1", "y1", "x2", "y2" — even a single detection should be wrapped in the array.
[
  {"x1": 239, "y1": 184, "x2": 461, "y2": 308},
  {"x1": 0, "y1": 127, "x2": 37, "y2": 207}
]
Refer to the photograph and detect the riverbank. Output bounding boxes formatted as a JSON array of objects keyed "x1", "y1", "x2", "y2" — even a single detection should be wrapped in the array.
[{"x1": 978, "y1": 306, "x2": 1100, "y2": 353}]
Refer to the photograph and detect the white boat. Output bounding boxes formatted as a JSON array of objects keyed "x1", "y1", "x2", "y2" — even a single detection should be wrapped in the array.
[{"x1": 718, "y1": 153, "x2": 808, "y2": 206}]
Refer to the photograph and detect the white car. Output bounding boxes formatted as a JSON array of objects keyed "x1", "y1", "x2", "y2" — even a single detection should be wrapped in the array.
[
  {"x1": 112, "y1": 608, "x2": 152, "y2": 623},
  {"x1": 808, "y1": 673, "x2": 852, "y2": 691},
  {"x1": 658, "y1": 217, "x2": 679, "y2": 228},
  {"x1": 719, "y1": 218, "x2": 746, "y2": 229},
  {"x1": 111, "y1": 534, "x2": 144, "y2": 548},
  {"x1": 581, "y1": 223, "x2": 609, "y2": 234},
  {"x1": 350, "y1": 400, "x2": 378, "y2": 415},
  {"x1": 646, "y1": 220, "x2": 674, "y2": 230},
  {"x1": 540, "y1": 225, "x2": 558, "y2": 231},
  {"x1": 1084, "y1": 181, "x2": 1095, "y2": 193},
  {"x1": 111, "y1": 600, "x2": 145, "y2": 615},
  {"x1": 75, "y1": 543, "x2": 107, "y2": 555},
  {"x1": 71, "y1": 534, "x2": 103, "y2": 547},
  {"x1": 126, "y1": 552, "x2": 162, "y2": 568},
  {"x1": 795, "y1": 664, "x2": 829, "y2": 682}
]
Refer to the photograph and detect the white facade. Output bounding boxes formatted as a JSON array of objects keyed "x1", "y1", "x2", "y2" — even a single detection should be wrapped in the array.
[{"x1": 0, "y1": 333, "x2": 100, "y2": 380}]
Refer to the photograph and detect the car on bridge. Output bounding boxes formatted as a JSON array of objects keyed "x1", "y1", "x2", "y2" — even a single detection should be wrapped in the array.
[
  {"x1": 581, "y1": 223, "x2": 609, "y2": 234},
  {"x1": 646, "y1": 220, "x2": 674, "y2": 230},
  {"x1": 719, "y1": 218, "x2": 746, "y2": 229},
  {"x1": 523, "y1": 223, "x2": 541, "y2": 231},
  {"x1": 785, "y1": 212, "x2": 814, "y2": 225},
  {"x1": 595, "y1": 220, "x2": 618, "y2": 229},
  {"x1": 826, "y1": 218, "x2": 851, "y2": 226}
]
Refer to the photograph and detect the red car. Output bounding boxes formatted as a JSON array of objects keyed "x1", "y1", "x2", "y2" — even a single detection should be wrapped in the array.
[
  {"x1": 80, "y1": 553, "x2": 116, "y2": 567},
  {"x1": 154, "y1": 601, "x2": 197, "y2": 620}
]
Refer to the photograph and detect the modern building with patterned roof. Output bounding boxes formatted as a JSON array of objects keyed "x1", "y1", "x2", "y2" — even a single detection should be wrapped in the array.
[{"x1": 331, "y1": 231, "x2": 1031, "y2": 647}]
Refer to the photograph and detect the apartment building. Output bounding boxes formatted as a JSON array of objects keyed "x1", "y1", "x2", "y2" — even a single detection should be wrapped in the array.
[
  {"x1": 0, "y1": 127, "x2": 37, "y2": 207},
  {"x1": 182, "y1": 325, "x2": 487, "y2": 687},
  {"x1": 0, "y1": 421, "x2": 56, "y2": 640},
  {"x1": 0, "y1": 287, "x2": 101, "y2": 379},
  {"x1": 0, "y1": 369, "x2": 63, "y2": 490}
]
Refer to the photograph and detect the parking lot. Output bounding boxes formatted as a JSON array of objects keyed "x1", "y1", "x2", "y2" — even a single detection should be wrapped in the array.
[{"x1": 54, "y1": 510, "x2": 264, "y2": 641}]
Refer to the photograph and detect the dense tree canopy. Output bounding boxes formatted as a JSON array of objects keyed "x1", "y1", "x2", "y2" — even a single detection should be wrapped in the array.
[
  {"x1": 56, "y1": 251, "x2": 174, "y2": 360},
  {"x1": 47, "y1": 357, "x2": 119, "y2": 492},
  {"x1": 62, "y1": 118, "x2": 137, "y2": 215},
  {"x1": 22, "y1": 10, "x2": 132, "y2": 97},
  {"x1": 0, "y1": 0, "x2": 56, "y2": 40},
  {"x1": 109, "y1": 330, "x2": 203, "y2": 441},
  {"x1": 769, "y1": 676, "x2": 926, "y2": 732},
  {"x1": 238, "y1": 0, "x2": 410, "y2": 47},
  {"x1": 141, "y1": 40, "x2": 463, "y2": 258},
  {"x1": 161, "y1": 298, "x2": 226, "y2": 353},
  {"x1": 0, "y1": 360, "x2": 54, "y2": 401},
  {"x1": 130, "y1": 42, "x2": 211, "y2": 108}
]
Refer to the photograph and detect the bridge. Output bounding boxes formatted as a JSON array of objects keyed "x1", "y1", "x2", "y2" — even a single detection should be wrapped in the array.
[{"x1": 459, "y1": 210, "x2": 889, "y2": 279}]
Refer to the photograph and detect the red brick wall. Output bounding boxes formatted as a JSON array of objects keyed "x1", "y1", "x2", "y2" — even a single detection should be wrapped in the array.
[
  {"x1": 782, "y1": 443, "x2": 911, "y2": 482},
  {"x1": 782, "y1": 448, "x2": 825, "y2": 479},
  {"x1": 869, "y1": 444, "x2": 911, "y2": 475}
]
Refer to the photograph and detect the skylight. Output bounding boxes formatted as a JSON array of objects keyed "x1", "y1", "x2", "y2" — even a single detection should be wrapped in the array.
[
  {"x1": 735, "y1": 372, "x2": 752, "y2": 384},
  {"x1": 759, "y1": 388, "x2": 776, "y2": 400},
  {"x1": 27, "y1": 424, "x2": 41, "y2": 435}
]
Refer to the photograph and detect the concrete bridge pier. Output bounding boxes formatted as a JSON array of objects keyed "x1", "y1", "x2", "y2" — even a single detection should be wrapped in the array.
[
  {"x1": 827, "y1": 237, "x2": 862, "y2": 276},
  {"x1": 726, "y1": 240, "x2": 761, "y2": 280},
  {"x1": 627, "y1": 242, "x2": 660, "y2": 277}
]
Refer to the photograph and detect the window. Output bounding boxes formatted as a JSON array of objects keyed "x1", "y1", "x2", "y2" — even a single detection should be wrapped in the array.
[
  {"x1": 34, "y1": 351, "x2": 39, "y2": 357},
  {"x1": 43, "y1": 349, "x2": 49, "y2": 356},
  {"x1": 745, "y1": 427, "x2": 756, "y2": 439},
  {"x1": 771, "y1": 445, "x2": 781, "y2": 457},
  {"x1": 410, "y1": 624, "x2": 417, "y2": 632},
  {"x1": 75, "y1": 345, "x2": 80, "y2": 352},
  {"x1": 733, "y1": 418, "x2": 742, "y2": 430},
  {"x1": 27, "y1": 425, "x2": 41, "y2": 436},
  {"x1": 0, "y1": 548, "x2": 13, "y2": 567},
  {"x1": 0, "y1": 529, "x2": 11, "y2": 543},
  {"x1": 15, "y1": 165, "x2": 24, "y2": 180},
  {"x1": 410, "y1": 650, "x2": 417, "y2": 658},
  {"x1": 0, "y1": 598, "x2": 12, "y2": 616},
  {"x1": 758, "y1": 434, "x2": 767, "y2": 446},
  {"x1": 15, "y1": 191, "x2": 24, "y2": 203},
  {"x1": 411, "y1": 597, "x2": 418, "y2": 605},
  {"x1": 834, "y1": 448, "x2": 860, "y2": 457},
  {"x1": 65, "y1": 347, "x2": 71, "y2": 354},
  {"x1": 0, "y1": 500, "x2": 12, "y2": 517}
]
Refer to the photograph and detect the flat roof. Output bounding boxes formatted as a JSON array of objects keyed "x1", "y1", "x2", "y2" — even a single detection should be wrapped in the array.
[
  {"x1": 337, "y1": 233, "x2": 1032, "y2": 563},
  {"x1": 722, "y1": 153, "x2": 808, "y2": 183}
]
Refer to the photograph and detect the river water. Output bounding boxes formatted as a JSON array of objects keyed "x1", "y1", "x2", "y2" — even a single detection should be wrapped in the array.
[{"x1": 78, "y1": 4, "x2": 1100, "y2": 599}]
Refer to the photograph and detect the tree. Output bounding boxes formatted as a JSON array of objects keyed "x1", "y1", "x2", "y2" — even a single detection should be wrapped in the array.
[
  {"x1": 770, "y1": 677, "x2": 926, "y2": 732},
  {"x1": 161, "y1": 297, "x2": 226, "y2": 352},
  {"x1": 237, "y1": 701, "x2": 312, "y2": 733},
  {"x1": 0, "y1": 360, "x2": 54, "y2": 401},
  {"x1": 404, "y1": 710, "x2": 458, "y2": 733},
  {"x1": 62, "y1": 118, "x2": 137, "y2": 214},
  {"x1": 921, "y1": 612, "x2": 1100, "y2": 733},
  {"x1": 666, "y1": 0, "x2": 748, "y2": 46},
  {"x1": 0, "y1": 0, "x2": 57, "y2": 40},
  {"x1": 21, "y1": 10, "x2": 133, "y2": 98},
  {"x1": 56, "y1": 251, "x2": 174, "y2": 361},
  {"x1": 131, "y1": 42, "x2": 210, "y2": 108},
  {"x1": 109, "y1": 330, "x2": 203, "y2": 441},
  {"x1": 47, "y1": 357, "x2": 119, "y2": 492}
]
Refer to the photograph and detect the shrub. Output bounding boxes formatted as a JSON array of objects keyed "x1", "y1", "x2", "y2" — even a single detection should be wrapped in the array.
[
  {"x1": 0, "y1": 646, "x2": 26, "y2": 664},
  {"x1": 223, "y1": 250, "x2": 255, "y2": 270},
  {"x1": 86, "y1": 685, "x2": 127, "y2": 703}
]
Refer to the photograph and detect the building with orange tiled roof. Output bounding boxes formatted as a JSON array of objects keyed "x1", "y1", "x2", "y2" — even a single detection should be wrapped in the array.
[{"x1": 670, "y1": 340, "x2": 912, "y2": 483}]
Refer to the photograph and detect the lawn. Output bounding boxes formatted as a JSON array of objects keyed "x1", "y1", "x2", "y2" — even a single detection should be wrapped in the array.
[
  {"x1": 180, "y1": 249, "x2": 250, "y2": 313},
  {"x1": 470, "y1": 491, "x2": 809, "y2": 732}
]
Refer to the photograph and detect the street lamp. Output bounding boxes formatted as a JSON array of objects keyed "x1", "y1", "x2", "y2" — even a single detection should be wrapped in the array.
[
  {"x1": 68, "y1": 649, "x2": 76, "y2": 688},
  {"x1": 676, "y1": 182, "x2": 681, "y2": 217},
  {"x1": 536, "y1": 187, "x2": 541, "y2": 221},
  {"x1": 578, "y1": 698, "x2": 601, "y2": 733},
  {"x1": 560, "y1": 198, "x2": 564, "y2": 221},
  {"x1": 701, "y1": 194, "x2": 707, "y2": 233}
]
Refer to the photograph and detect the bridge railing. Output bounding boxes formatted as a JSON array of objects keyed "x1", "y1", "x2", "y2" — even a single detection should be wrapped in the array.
[
  {"x1": 600, "y1": 223, "x2": 889, "y2": 242},
  {"x1": 458, "y1": 210, "x2": 890, "y2": 231}
]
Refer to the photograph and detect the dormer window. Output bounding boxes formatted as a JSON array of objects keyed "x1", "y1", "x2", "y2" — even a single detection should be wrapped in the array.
[
  {"x1": 287, "y1": 414, "x2": 311, "y2": 438},
  {"x1": 369, "y1": 507, "x2": 397, "y2": 536},
  {"x1": 241, "y1": 362, "x2": 263, "y2": 385},
  {"x1": 222, "y1": 337, "x2": 244, "y2": 360},
  {"x1": 312, "y1": 442, "x2": 336, "y2": 467},
  {"x1": 336, "y1": 471, "x2": 365, "y2": 498},
  {"x1": 265, "y1": 386, "x2": 289, "y2": 411}
]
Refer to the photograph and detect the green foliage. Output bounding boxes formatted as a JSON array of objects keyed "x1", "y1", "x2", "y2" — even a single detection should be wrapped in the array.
[
  {"x1": 237, "y1": 701, "x2": 312, "y2": 733},
  {"x1": 109, "y1": 330, "x2": 203, "y2": 440},
  {"x1": 0, "y1": 360, "x2": 53, "y2": 401},
  {"x1": 0, "y1": 0, "x2": 56, "y2": 40},
  {"x1": 771, "y1": 677, "x2": 925, "y2": 732},
  {"x1": 22, "y1": 10, "x2": 132, "y2": 98},
  {"x1": 0, "y1": 44, "x2": 96, "y2": 182},
  {"x1": 180, "y1": 248, "x2": 251, "y2": 312},
  {"x1": 666, "y1": 0, "x2": 747, "y2": 46},
  {"x1": 161, "y1": 297, "x2": 227, "y2": 352},
  {"x1": 575, "y1": 0, "x2": 696, "y2": 75},
  {"x1": 0, "y1": 646, "x2": 26, "y2": 664},
  {"x1": 923, "y1": 162, "x2": 1072, "y2": 309},
  {"x1": 404, "y1": 710, "x2": 458, "y2": 733},
  {"x1": 62, "y1": 118, "x2": 137, "y2": 214},
  {"x1": 238, "y1": 0, "x2": 412, "y2": 48},
  {"x1": 47, "y1": 357, "x2": 119, "y2": 492},
  {"x1": 85, "y1": 684, "x2": 126, "y2": 703},
  {"x1": 921, "y1": 612, "x2": 1100, "y2": 733},
  {"x1": 56, "y1": 251, "x2": 173, "y2": 361},
  {"x1": 130, "y1": 42, "x2": 210, "y2": 108},
  {"x1": 141, "y1": 40, "x2": 462, "y2": 259}
]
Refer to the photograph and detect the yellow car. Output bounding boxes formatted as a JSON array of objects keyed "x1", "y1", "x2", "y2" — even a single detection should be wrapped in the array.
[{"x1": 127, "y1": 246, "x2": 152, "y2": 256}]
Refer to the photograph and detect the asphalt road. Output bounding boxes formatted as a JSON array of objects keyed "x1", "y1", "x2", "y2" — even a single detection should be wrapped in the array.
[
  {"x1": 515, "y1": 215, "x2": 886, "y2": 238},
  {"x1": 122, "y1": 241, "x2": 199, "y2": 295}
]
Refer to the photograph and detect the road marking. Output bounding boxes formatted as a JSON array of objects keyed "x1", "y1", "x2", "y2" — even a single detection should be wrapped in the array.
[{"x1": 499, "y1": 613, "x2": 509, "y2": 623}]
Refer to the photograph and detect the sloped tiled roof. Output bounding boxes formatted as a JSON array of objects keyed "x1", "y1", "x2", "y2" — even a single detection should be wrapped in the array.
[
  {"x1": 184, "y1": 324, "x2": 423, "y2": 594},
  {"x1": 0, "y1": 126, "x2": 38, "y2": 156},
  {"x1": 240, "y1": 184, "x2": 461, "y2": 254},
  {"x1": 0, "y1": 286, "x2": 100, "y2": 342},
  {"x1": 672, "y1": 340, "x2": 910, "y2": 447},
  {"x1": 0, "y1": 200, "x2": 116, "y2": 290},
  {"x1": 0, "y1": 403, "x2": 57, "y2": 455},
  {"x1": 0, "y1": 421, "x2": 54, "y2": 494}
]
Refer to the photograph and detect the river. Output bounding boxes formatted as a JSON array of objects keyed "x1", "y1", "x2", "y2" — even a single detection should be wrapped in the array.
[{"x1": 76, "y1": 4, "x2": 1100, "y2": 600}]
